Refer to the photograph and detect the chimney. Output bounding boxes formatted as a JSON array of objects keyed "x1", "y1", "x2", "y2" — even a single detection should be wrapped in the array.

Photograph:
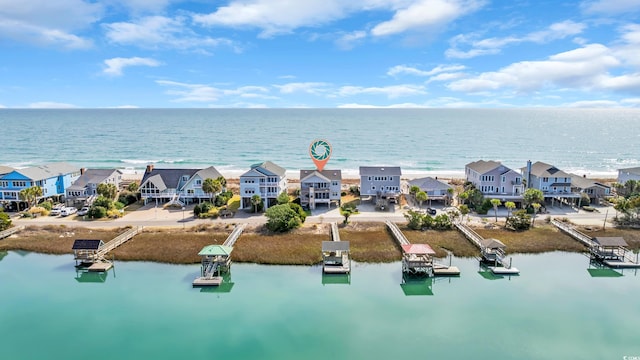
[
  {"x1": 583, "y1": 174, "x2": 586, "y2": 178},
  {"x1": 146, "y1": 164, "x2": 154, "y2": 173},
  {"x1": 80, "y1": 168, "x2": 86, "y2": 175},
  {"x1": 526, "y1": 160, "x2": 532, "y2": 188}
]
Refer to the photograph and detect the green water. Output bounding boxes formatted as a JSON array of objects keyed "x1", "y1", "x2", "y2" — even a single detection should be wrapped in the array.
[{"x1": 1, "y1": 252, "x2": 638, "y2": 360}]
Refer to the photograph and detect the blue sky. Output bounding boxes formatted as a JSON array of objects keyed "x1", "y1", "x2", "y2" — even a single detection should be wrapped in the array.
[{"x1": 1, "y1": 0, "x2": 640, "y2": 108}]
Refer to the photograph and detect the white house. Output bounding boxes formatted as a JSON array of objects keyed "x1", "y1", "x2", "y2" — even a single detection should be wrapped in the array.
[
  {"x1": 406, "y1": 177, "x2": 452, "y2": 203},
  {"x1": 521, "y1": 161, "x2": 580, "y2": 201},
  {"x1": 465, "y1": 160, "x2": 524, "y2": 200},
  {"x1": 239, "y1": 161, "x2": 288, "y2": 210},
  {"x1": 139, "y1": 164, "x2": 224, "y2": 206},
  {"x1": 617, "y1": 167, "x2": 640, "y2": 184},
  {"x1": 299, "y1": 169, "x2": 342, "y2": 209},
  {"x1": 359, "y1": 166, "x2": 401, "y2": 202},
  {"x1": 66, "y1": 168, "x2": 123, "y2": 205}
]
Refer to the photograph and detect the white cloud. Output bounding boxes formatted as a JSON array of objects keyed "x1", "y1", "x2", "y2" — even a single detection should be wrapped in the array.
[
  {"x1": 157, "y1": 80, "x2": 221, "y2": 102},
  {"x1": 447, "y1": 20, "x2": 586, "y2": 59},
  {"x1": 338, "y1": 84, "x2": 427, "y2": 98},
  {"x1": 581, "y1": 0, "x2": 640, "y2": 14},
  {"x1": 371, "y1": 0, "x2": 484, "y2": 37},
  {"x1": 109, "y1": 0, "x2": 172, "y2": 14},
  {"x1": 426, "y1": 72, "x2": 466, "y2": 82},
  {"x1": 387, "y1": 64, "x2": 465, "y2": 77},
  {"x1": 0, "y1": 0, "x2": 100, "y2": 48},
  {"x1": 104, "y1": 16, "x2": 233, "y2": 50},
  {"x1": 274, "y1": 82, "x2": 330, "y2": 95},
  {"x1": 621, "y1": 97, "x2": 640, "y2": 105},
  {"x1": 103, "y1": 57, "x2": 161, "y2": 76},
  {"x1": 447, "y1": 44, "x2": 626, "y2": 93},
  {"x1": 335, "y1": 31, "x2": 367, "y2": 50},
  {"x1": 563, "y1": 100, "x2": 622, "y2": 108},
  {"x1": 28, "y1": 101, "x2": 78, "y2": 108},
  {"x1": 338, "y1": 103, "x2": 429, "y2": 108}
]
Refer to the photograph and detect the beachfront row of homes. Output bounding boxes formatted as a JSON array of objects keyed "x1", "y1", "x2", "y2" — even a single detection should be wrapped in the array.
[{"x1": 1, "y1": 160, "x2": 639, "y2": 212}]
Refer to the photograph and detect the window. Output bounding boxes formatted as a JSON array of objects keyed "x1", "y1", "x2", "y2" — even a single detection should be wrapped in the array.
[
  {"x1": 194, "y1": 179, "x2": 202, "y2": 187},
  {"x1": 13, "y1": 181, "x2": 26, "y2": 187},
  {"x1": 187, "y1": 189, "x2": 194, "y2": 194},
  {"x1": 542, "y1": 177, "x2": 549, "y2": 182},
  {"x1": 0, "y1": 181, "x2": 7, "y2": 187},
  {"x1": 332, "y1": 181, "x2": 338, "y2": 186},
  {"x1": 368, "y1": 176, "x2": 371, "y2": 181},
  {"x1": 501, "y1": 176, "x2": 506, "y2": 183},
  {"x1": 372, "y1": 186, "x2": 376, "y2": 190},
  {"x1": 182, "y1": 176, "x2": 189, "y2": 181}
]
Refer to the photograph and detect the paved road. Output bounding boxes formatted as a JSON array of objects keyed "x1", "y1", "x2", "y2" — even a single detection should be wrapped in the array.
[{"x1": 11, "y1": 202, "x2": 614, "y2": 229}]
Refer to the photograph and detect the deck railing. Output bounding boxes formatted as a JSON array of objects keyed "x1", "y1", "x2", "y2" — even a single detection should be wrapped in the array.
[
  {"x1": 0, "y1": 226, "x2": 24, "y2": 240},
  {"x1": 96, "y1": 226, "x2": 142, "y2": 259}
]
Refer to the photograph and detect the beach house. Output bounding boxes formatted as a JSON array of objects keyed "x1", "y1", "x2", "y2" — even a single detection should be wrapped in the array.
[
  {"x1": 299, "y1": 169, "x2": 342, "y2": 209},
  {"x1": 239, "y1": 161, "x2": 288, "y2": 210},
  {"x1": 359, "y1": 166, "x2": 402, "y2": 203},
  {"x1": 617, "y1": 167, "x2": 640, "y2": 184},
  {"x1": 0, "y1": 162, "x2": 80, "y2": 210},
  {"x1": 405, "y1": 177, "x2": 452, "y2": 204},
  {"x1": 66, "y1": 168, "x2": 123, "y2": 205},
  {"x1": 139, "y1": 165, "x2": 225, "y2": 206},
  {"x1": 570, "y1": 175, "x2": 611, "y2": 205},
  {"x1": 465, "y1": 160, "x2": 524, "y2": 200},
  {"x1": 521, "y1": 161, "x2": 580, "y2": 202}
]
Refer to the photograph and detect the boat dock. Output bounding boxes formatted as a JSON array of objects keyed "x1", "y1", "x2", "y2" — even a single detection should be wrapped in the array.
[
  {"x1": 73, "y1": 227, "x2": 142, "y2": 272},
  {"x1": 386, "y1": 220, "x2": 460, "y2": 277},
  {"x1": 551, "y1": 219, "x2": 640, "y2": 268},
  {"x1": 454, "y1": 222, "x2": 519, "y2": 275},
  {"x1": 322, "y1": 222, "x2": 351, "y2": 274},
  {"x1": 0, "y1": 226, "x2": 23, "y2": 240},
  {"x1": 193, "y1": 224, "x2": 246, "y2": 287}
]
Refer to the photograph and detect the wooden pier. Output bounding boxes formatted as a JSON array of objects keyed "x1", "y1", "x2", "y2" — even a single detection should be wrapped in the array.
[
  {"x1": 386, "y1": 220, "x2": 460, "y2": 276},
  {"x1": 454, "y1": 222, "x2": 519, "y2": 275},
  {"x1": 0, "y1": 226, "x2": 23, "y2": 240},
  {"x1": 72, "y1": 227, "x2": 142, "y2": 272},
  {"x1": 322, "y1": 223, "x2": 351, "y2": 274},
  {"x1": 551, "y1": 219, "x2": 640, "y2": 268},
  {"x1": 193, "y1": 224, "x2": 246, "y2": 287}
]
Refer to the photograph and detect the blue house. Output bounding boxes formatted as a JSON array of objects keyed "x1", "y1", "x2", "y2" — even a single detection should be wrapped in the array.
[{"x1": 0, "y1": 162, "x2": 80, "y2": 210}]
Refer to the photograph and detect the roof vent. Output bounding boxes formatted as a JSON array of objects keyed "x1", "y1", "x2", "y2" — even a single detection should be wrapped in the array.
[{"x1": 381, "y1": 168, "x2": 385, "y2": 171}]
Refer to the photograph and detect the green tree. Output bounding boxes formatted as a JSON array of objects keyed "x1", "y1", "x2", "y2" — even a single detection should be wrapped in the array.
[
  {"x1": 459, "y1": 204, "x2": 470, "y2": 222},
  {"x1": 97, "y1": 183, "x2": 118, "y2": 200},
  {"x1": 216, "y1": 176, "x2": 227, "y2": 190},
  {"x1": 202, "y1": 178, "x2": 222, "y2": 203},
  {"x1": 505, "y1": 201, "x2": 516, "y2": 220},
  {"x1": 251, "y1": 194, "x2": 262, "y2": 213},
  {"x1": 458, "y1": 191, "x2": 469, "y2": 206},
  {"x1": 409, "y1": 185, "x2": 420, "y2": 198},
  {"x1": 505, "y1": 210, "x2": 531, "y2": 231},
  {"x1": 340, "y1": 205, "x2": 355, "y2": 224},
  {"x1": 446, "y1": 187, "x2": 454, "y2": 206},
  {"x1": 277, "y1": 191, "x2": 290, "y2": 205},
  {"x1": 18, "y1": 186, "x2": 43, "y2": 208},
  {"x1": 127, "y1": 182, "x2": 139, "y2": 192},
  {"x1": 404, "y1": 209, "x2": 424, "y2": 230},
  {"x1": 416, "y1": 191, "x2": 428, "y2": 209},
  {"x1": 490, "y1": 199, "x2": 502, "y2": 222},
  {"x1": 523, "y1": 188, "x2": 544, "y2": 209},
  {"x1": 0, "y1": 211, "x2": 11, "y2": 231},
  {"x1": 265, "y1": 204, "x2": 302, "y2": 232}
]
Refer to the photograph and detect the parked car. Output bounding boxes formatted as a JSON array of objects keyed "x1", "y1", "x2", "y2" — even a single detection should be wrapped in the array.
[
  {"x1": 77, "y1": 206, "x2": 90, "y2": 216},
  {"x1": 50, "y1": 204, "x2": 65, "y2": 216},
  {"x1": 426, "y1": 207, "x2": 437, "y2": 215},
  {"x1": 60, "y1": 207, "x2": 77, "y2": 217}
]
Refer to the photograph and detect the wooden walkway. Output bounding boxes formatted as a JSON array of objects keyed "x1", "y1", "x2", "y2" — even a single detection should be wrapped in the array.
[
  {"x1": 0, "y1": 226, "x2": 24, "y2": 240},
  {"x1": 386, "y1": 220, "x2": 460, "y2": 276},
  {"x1": 223, "y1": 223, "x2": 246, "y2": 247},
  {"x1": 453, "y1": 222, "x2": 483, "y2": 249},
  {"x1": 322, "y1": 223, "x2": 350, "y2": 274},
  {"x1": 454, "y1": 222, "x2": 519, "y2": 274},
  {"x1": 550, "y1": 220, "x2": 595, "y2": 247},
  {"x1": 330, "y1": 222, "x2": 340, "y2": 242},
  {"x1": 96, "y1": 226, "x2": 142, "y2": 259}
]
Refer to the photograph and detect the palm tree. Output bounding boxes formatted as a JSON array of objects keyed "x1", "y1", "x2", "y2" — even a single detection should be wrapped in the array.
[
  {"x1": 202, "y1": 178, "x2": 222, "y2": 203},
  {"x1": 490, "y1": 199, "x2": 501, "y2": 222},
  {"x1": 446, "y1": 188, "x2": 454, "y2": 206},
  {"x1": 459, "y1": 191, "x2": 469, "y2": 206},
  {"x1": 531, "y1": 203, "x2": 542, "y2": 227},
  {"x1": 251, "y1": 194, "x2": 262, "y2": 213},
  {"x1": 416, "y1": 191, "x2": 428, "y2": 209},
  {"x1": 19, "y1": 186, "x2": 43, "y2": 208},
  {"x1": 505, "y1": 201, "x2": 516, "y2": 220}
]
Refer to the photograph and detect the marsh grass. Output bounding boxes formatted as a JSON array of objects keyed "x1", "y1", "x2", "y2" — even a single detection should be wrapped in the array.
[
  {"x1": 339, "y1": 222, "x2": 400, "y2": 262},
  {"x1": 577, "y1": 226, "x2": 640, "y2": 251},
  {"x1": 0, "y1": 225, "x2": 123, "y2": 255},
  {"x1": 401, "y1": 227, "x2": 479, "y2": 258},
  {"x1": 474, "y1": 224, "x2": 587, "y2": 254}
]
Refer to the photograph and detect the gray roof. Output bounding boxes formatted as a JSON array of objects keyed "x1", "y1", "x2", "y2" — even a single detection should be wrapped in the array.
[
  {"x1": 194, "y1": 166, "x2": 224, "y2": 181},
  {"x1": 300, "y1": 169, "x2": 342, "y2": 182},
  {"x1": 0, "y1": 165, "x2": 14, "y2": 175},
  {"x1": 526, "y1": 161, "x2": 570, "y2": 178},
  {"x1": 243, "y1": 161, "x2": 286, "y2": 177},
  {"x1": 359, "y1": 166, "x2": 401, "y2": 176},
  {"x1": 593, "y1": 237, "x2": 628, "y2": 247},
  {"x1": 570, "y1": 174, "x2": 610, "y2": 190},
  {"x1": 322, "y1": 241, "x2": 350, "y2": 252},
  {"x1": 408, "y1": 177, "x2": 452, "y2": 192},
  {"x1": 465, "y1": 160, "x2": 502, "y2": 174},
  {"x1": 141, "y1": 166, "x2": 223, "y2": 191},
  {"x1": 14, "y1": 162, "x2": 79, "y2": 180},
  {"x1": 68, "y1": 169, "x2": 121, "y2": 191}
]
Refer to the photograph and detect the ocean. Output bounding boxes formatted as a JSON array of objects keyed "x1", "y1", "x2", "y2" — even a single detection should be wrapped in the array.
[{"x1": 1, "y1": 108, "x2": 638, "y2": 178}]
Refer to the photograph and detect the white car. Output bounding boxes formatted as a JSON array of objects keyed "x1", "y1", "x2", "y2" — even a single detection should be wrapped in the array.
[
  {"x1": 77, "y1": 206, "x2": 90, "y2": 216},
  {"x1": 60, "y1": 207, "x2": 77, "y2": 217},
  {"x1": 50, "y1": 204, "x2": 65, "y2": 216}
]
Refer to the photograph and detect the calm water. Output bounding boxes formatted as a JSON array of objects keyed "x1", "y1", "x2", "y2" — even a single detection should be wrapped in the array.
[
  {"x1": 1, "y1": 108, "x2": 639, "y2": 177},
  {"x1": 1, "y1": 251, "x2": 638, "y2": 360}
]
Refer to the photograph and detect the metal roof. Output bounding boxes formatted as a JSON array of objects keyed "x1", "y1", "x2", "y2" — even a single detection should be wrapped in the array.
[
  {"x1": 198, "y1": 245, "x2": 233, "y2": 256},
  {"x1": 527, "y1": 161, "x2": 570, "y2": 178},
  {"x1": 593, "y1": 237, "x2": 628, "y2": 247},
  {"x1": 72, "y1": 239, "x2": 104, "y2": 250},
  {"x1": 401, "y1": 243, "x2": 436, "y2": 255},
  {"x1": 570, "y1": 175, "x2": 610, "y2": 190},
  {"x1": 481, "y1": 238, "x2": 506, "y2": 249},
  {"x1": 359, "y1": 166, "x2": 401, "y2": 176},
  {"x1": 13, "y1": 162, "x2": 79, "y2": 181},
  {"x1": 322, "y1": 241, "x2": 350, "y2": 252}
]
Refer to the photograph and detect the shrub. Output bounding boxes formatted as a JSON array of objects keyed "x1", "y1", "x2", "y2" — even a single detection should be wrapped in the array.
[
  {"x1": 93, "y1": 195, "x2": 112, "y2": 209},
  {"x1": 89, "y1": 206, "x2": 107, "y2": 219},
  {"x1": 215, "y1": 191, "x2": 233, "y2": 207},
  {"x1": 265, "y1": 204, "x2": 303, "y2": 232},
  {"x1": 127, "y1": 182, "x2": 139, "y2": 192},
  {"x1": 0, "y1": 211, "x2": 11, "y2": 230},
  {"x1": 40, "y1": 201, "x2": 53, "y2": 211},
  {"x1": 28, "y1": 206, "x2": 48, "y2": 216},
  {"x1": 113, "y1": 201, "x2": 125, "y2": 210},
  {"x1": 505, "y1": 209, "x2": 531, "y2": 231},
  {"x1": 349, "y1": 186, "x2": 360, "y2": 196},
  {"x1": 118, "y1": 191, "x2": 139, "y2": 205},
  {"x1": 288, "y1": 203, "x2": 307, "y2": 222},
  {"x1": 107, "y1": 209, "x2": 123, "y2": 218}
]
